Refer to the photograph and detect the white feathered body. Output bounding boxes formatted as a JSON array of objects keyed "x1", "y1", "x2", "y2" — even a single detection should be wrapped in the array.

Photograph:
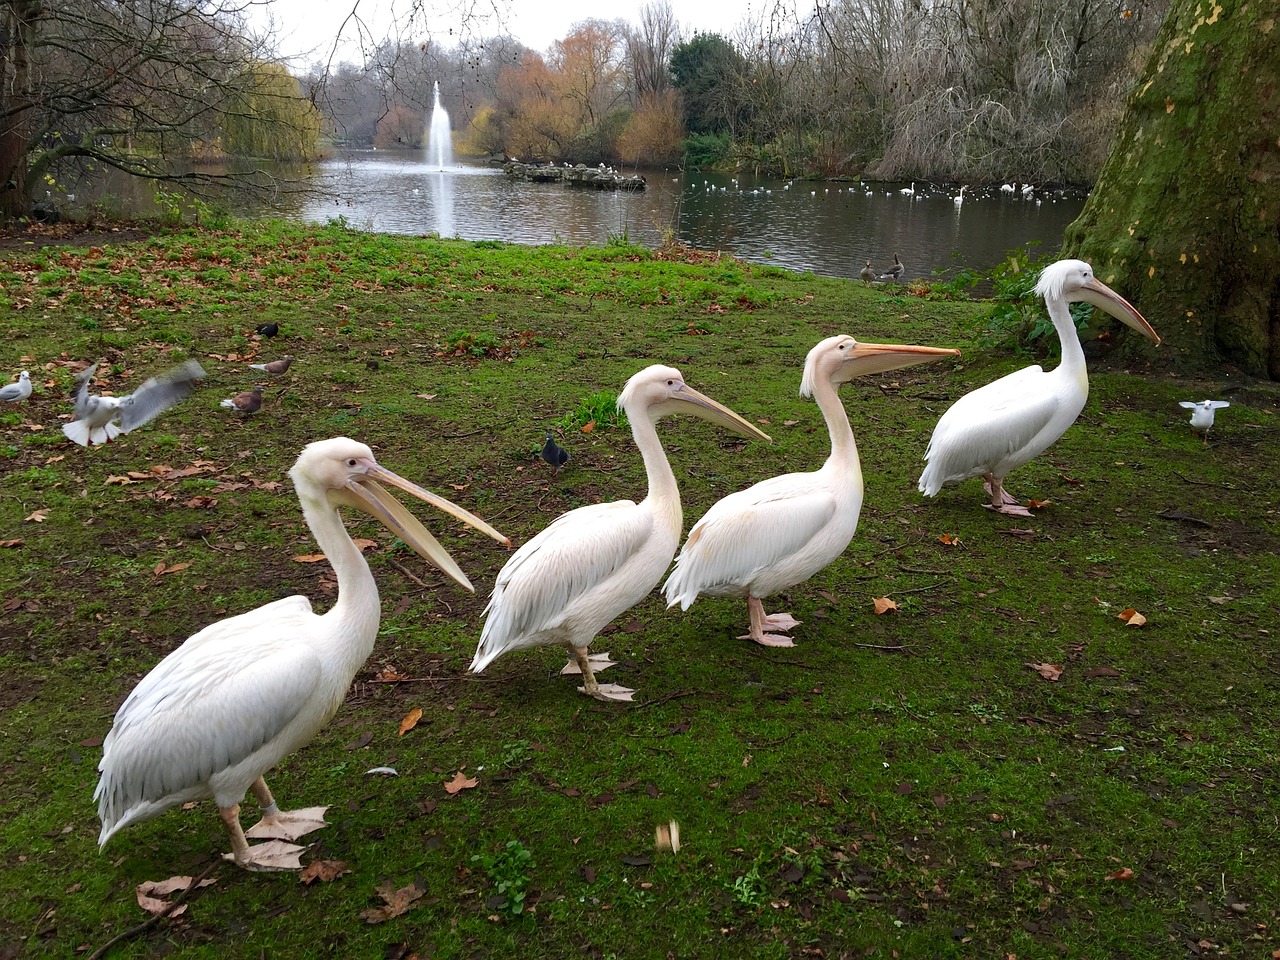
[
  {"x1": 0, "y1": 371, "x2": 31, "y2": 403},
  {"x1": 470, "y1": 496, "x2": 680, "y2": 671},
  {"x1": 95, "y1": 591, "x2": 379, "y2": 844},
  {"x1": 918, "y1": 362, "x2": 1088, "y2": 496},
  {"x1": 1181, "y1": 400, "x2": 1229, "y2": 431},
  {"x1": 664, "y1": 460, "x2": 862, "y2": 606},
  {"x1": 63, "y1": 396, "x2": 126, "y2": 447}
]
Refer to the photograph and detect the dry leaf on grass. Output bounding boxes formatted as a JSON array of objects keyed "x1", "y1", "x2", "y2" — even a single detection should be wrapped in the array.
[
  {"x1": 136, "y1": 875, "x2": 217, "y2": 917},
  {"x1": 581, "y1": 420, "x2": 596, "y2": 433},
  {"x1": 299, "y1": 859, "x2": 350, "y2": 885},
  {"x1": 443, "y1": 770, "x2": 478, "y2": 794},
  {"x1": 938, "y1": 533, "x2": 962, "y2": 547},
  {"x1": 1118, "y1": 608, "x2": 1147, "y2": 627},
  {"x1": 1105, "y1": 867, "x2": 1135, "y2": 881},
  {"x1": 1027, "y1": 498, "x2": 1052, "y2": 509},
  {"x1": 0, "y1": 538, "x2": 23, "y2": 548},
  {"x1": 872, "y1": 596, "x2": 898, "y2": 615},
  {"x1": 398, "y1": 707, "x2": 423, "y2": 736},
  {"x1": 359, "y1": 879, "x2": 427, "y2": 923},
  {"x1": 153, "y1": 562, "x2": 192, "y2": 576},
  {"x1": 1026, "y1": 662, "x2": 1063, "y2": 682},
  {"x1": 24, "y1": 509, "x2": 49, "y2": 523},
  {"x1": 292, "y1": 553, "x2": 328, "y2": 563}
]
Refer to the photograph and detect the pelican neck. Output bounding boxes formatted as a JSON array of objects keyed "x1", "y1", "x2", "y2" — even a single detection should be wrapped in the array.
[
  {"x1": 629, "y1": 409, "x2": 682, "y2": 534},
  {"x1": 1047, "y1": 294, "x2": 1087, "y2": 376},
  {"x1": 298, "y1": 488, "x2": 381, "y2": 652},
  {"x1": 811, "y1": 372, "x2": 861, "y2": 484}
]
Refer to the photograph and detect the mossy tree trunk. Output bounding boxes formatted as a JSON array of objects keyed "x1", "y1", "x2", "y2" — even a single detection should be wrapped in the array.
[{"x1": 1063, "y1": 0, "x2": 1280, "y2": 379}]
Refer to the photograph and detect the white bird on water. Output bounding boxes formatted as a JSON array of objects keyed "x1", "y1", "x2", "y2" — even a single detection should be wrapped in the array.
[
  {"x1": 95, "y1": 437, "x2": 510, "y2": 870},
  {"x1": 62, "y1": 360, "x2": 205, "y2": 447},
  {"x1": 664, "y1": 335, "x2": 960, "y2": 646},
  {"x1": 918, "y1": 259, "x2": 1161, "y2": 515},
  {"x1": 1180, "y1": 400, "x2": 1229, "y2": 442},
  {"x1": 0, "y1": 370, "x2": 31, "y2": 403},
  {"x1": 469, "y1": 365, "x2": 770, "y2": 701}
]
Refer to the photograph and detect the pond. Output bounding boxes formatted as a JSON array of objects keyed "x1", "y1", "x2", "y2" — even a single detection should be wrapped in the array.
[{"x1": 81, "y1": 149, "x2": 1087, "y2": 283}]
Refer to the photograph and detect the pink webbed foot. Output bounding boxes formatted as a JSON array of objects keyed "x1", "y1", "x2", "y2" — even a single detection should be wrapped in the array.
[
  {"x1": 224, "y1": 839, "x2": 309, "y2": 871},
  {"x1": 982, "y1": 477, "x2": 1033, "y2": 516},
  {"x1": 578, "y1": 682, "x2": 636, "y2": 702},
  {"x1": 245, "y1": 806, "x2": 329, "y2": 841},
  {"x1": 560, "y1": 652, "x2": 616, "y2": 675},
  {"x1": 738, "y1": 631, "x2": 797, "y2": 648},
  {"x1": 760, "y1": 612, "x2": 801, "y2": 632},
  {"x1": 741, "y1": 598, "x2": 799, "y2": 647}
]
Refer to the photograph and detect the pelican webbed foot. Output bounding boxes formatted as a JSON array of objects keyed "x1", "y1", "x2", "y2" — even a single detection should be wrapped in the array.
[
  {"x1": 982, "y1": 477, "x2": 1034, "y2": 516},
  {"x1": 560, "y1": 652, "x2": 617, "y2": 675},
  {"x1": 740, "y1": 597, "x2": 799, "y2": 647},
  {"x1": 245, "y1": 805, "x2": 330, "y2": 841},
  {"x1": 223, "y1": 839, "x2": 309, "y2": 871},
  {"x1": 579, "y1": 682, "x2": 636, "y2": 702}
]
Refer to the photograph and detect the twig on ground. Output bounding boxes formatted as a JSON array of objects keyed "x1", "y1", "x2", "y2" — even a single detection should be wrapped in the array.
[{"x1": 87, "y1": 858, "x2": 221, "y2": 960}]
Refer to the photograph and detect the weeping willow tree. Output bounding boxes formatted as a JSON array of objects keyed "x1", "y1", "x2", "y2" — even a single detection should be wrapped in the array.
[
  {"x1": 221, "y1": 63, "x2": 323, "y2": 161},
  {"x1": 1064, "y1": 0, "x2": 1280, "y2": 378}
]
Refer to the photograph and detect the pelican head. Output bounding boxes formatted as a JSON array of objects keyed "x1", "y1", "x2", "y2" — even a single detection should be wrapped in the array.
[
  {"x1": 801, "y1": 335, "x2": 961, "y2": 395},
  {"x1": 292, "y1": 437, "x2": 510, "y2": 592},
  {"x1": 619, "y1": 365, "x2": 771, "y2": 441},
  {"x1": 1035, "y1": 259, "x2": 1161, "y2": 345}
]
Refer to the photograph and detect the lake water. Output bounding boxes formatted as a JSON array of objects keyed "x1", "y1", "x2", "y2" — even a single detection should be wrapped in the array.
[{"x1": 292, "y1": 151, "x2": 1086, "y2": 283}]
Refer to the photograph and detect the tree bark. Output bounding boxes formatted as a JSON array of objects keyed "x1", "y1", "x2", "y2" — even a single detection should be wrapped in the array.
[
  {"x1": 0, "y1": 1, "x2": 41, "y2": 219},
  {"x1": 1063, "y1": 0, "x2": 1280, "y2": 379}
]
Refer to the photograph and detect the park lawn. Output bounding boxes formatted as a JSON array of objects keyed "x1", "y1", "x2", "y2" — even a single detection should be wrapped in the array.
[{"x1": 0, "y1": 219, "x2": 1277, "y2": 959}]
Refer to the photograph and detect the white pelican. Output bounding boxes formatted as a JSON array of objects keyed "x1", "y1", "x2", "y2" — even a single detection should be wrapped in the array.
[
  {"x1": 918, "y1": 259, "x2": 1161, "y2": 515},
  {"x1": 95, "y1": 437, "x2": 509, "y2": 870},
  {"x1": 879, "y1": 253, "x2": 904, "y2": 282},
  {"x1": 858, "y1": 260, "x2": 876, "y2": 285},
  {"x1": 664, "y1": 336, "x2": 960, "y2": 646},
  {"x1": 63, "y1": 361, "x2": 205, "y2": 447},
  {"x1": 470, "y1": 365, "x2": 769, "y2": 701},
  {"x1": 0, "y1": 370, "x2": 31, "y2": 403},
  {"x1": 1180, "y1": 400, "x2": 1230, "y2": 443}
]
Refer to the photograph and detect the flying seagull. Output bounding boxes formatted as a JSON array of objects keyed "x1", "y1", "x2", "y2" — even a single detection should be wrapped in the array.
[
  {"x1": 62, "y1": 361, "x2": 206, "y2": 447},
  {"x1": 541, "y1": 431, "x2": 570, "y2": 475},
  {"x1": 1180, "y1": 400, "x2": 1229, "y2": 443},
  {"x1": 250, "y1": 356, "x2": 293, "y2": 375},
  {"x1": 0, "y1": 370, "x2": 32, "y2": 404},
  {"x1": 222, "y1": 386, "x2": 264, "y2": 414}
]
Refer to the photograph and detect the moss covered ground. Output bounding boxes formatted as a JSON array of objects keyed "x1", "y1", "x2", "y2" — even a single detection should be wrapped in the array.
[{"x1": 0, "y1": 220, "x2": 1277, "y2": 959}]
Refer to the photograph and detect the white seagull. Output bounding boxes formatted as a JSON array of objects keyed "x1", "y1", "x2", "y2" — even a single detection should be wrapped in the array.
[
  {"x1": 1180, "y1": 400, "x2": 1230, "y2": 443},
  {"x1": 0, "y1": 370, "x2": 32, "y2": 403},
  {"x1": 664, "y1": 335, "x2": 959, "y2": 646},
  {"x1": 918, "y1": 259, "x2": 1161, "y2": 514},
  {"x1": 470, "y1": 365, "x2": 770, "y2": 701},
  {"x1": 63, "y1": 360, "x2": 206, "y2": 446},
  {"x1": 95, "y1": 437, "x2": 509, "y2": 870}
]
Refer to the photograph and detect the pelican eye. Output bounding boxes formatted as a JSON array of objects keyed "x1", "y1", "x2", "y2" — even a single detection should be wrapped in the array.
[{"x1": 347, "y1": 458, "x2": 358, "y2": 467}]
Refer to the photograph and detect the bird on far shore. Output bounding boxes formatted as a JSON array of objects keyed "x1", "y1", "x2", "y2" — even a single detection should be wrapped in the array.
[
  {"x1": 859, "y1": 260, "x2": 876, "y2": 285},
  {"x1": 222, "y1": 386, "x2": 264, "y2": 415},
  {"x1": 255, "y1": 322, "x2": 280, "y2": 338},
  {"x1": 63, "y1": 361, "x2": 206, "y2": 447},
  {"x1": 541, "y1": 431, "x2": 570, "y2": 476},
  {"x1": 0, "y1": 370, "x2": 32, "y2": 404},
  {"x1": 1180, "y1": 400, "x2": 1229, "y2": 443},
  {"x1": 879, "y1": 253, "x2": 904, "y2": 282},
  {"x1": 251, "y1": 356, "x2": 293, "y2": 375}
]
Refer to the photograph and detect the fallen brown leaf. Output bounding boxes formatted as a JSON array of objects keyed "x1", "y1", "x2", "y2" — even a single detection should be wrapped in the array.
[
  {"x1": 1105, "y1": 867, "x2": 1135, "y2": 881},
  {"x1": 872, "y1": 596, "x2": 898, "y2": 615},
  {"x1": 1026, "y1": 662, "x2": 1063, "y2": 682},
  {"x1": 1026, "y1": 498, "x2": 1052, "y2": 509},
  {"x1": 300, "y1": 859, "x2": 351, "y2": 885},
  {"x1": 581, "y1": 419, "x2": 596, "y2": 433},
  {"x1": 135, "y1": 875, "x2": 216, "y2": 917},
  {"x1": 153, "y1": 561, "x2": 192, "y2": 576},
  {"x1": 444, "y1": 770, "x2": 478, "y2": 794},
  {"x1": 24, "y1": 508, "x2": 49, "y2": 523},
  {"x1": 938, "y1": 533, "x2": 961, "y2": 547},
  {"x1": 398, "y1": 707, "x2": 423, "y2": 736},
  {"x1": 352, "y1": 537, "x2": 378, "y2": 552},
  {"x1": 359, "y1": 879, "x2": 427, "y2": 923},
  {"x1": 1083, "y1": 665, "x2": 1123, "y2": 679},
  {"x1": 292, "y1": 553, "x2": 328, "y2": 563},
  {"x1": 1118, "y1": 608, "x2": 1147, "y2": 627},
  {"x1": 0, "y1": 538, "x2": 23, "y2": 548}
]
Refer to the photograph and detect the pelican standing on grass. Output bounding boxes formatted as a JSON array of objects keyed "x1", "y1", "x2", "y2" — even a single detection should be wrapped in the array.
[
  {"x1": 664, "y1": 336, "x2": 959, "y2": 646},
  {"x1": 95, "y1": 438, "x2": 509, "y2": 870},
  {"x1": 918, "y1": 259, "x2": 1161, "y2": 515},
  {"x1": 470, "y1": 365, "x2": 770, "y2": 701}
]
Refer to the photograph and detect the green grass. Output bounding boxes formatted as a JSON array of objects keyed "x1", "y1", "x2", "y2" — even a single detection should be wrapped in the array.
[{"x1": 0, "y1": 219, "x2": 1278, "y2": 959}]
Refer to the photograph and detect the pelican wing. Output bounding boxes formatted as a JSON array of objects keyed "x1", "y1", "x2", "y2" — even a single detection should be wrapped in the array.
[
  {"x1": 473, "y1": 500, "x2": 652, "y2": 668},
  {"x1": 96, "y1": 599, "x2": 322, "y2": 837},
  {"x1": 665, "y1": 477, "x2": 837, "y2": 606},
  {"x1": 919, "y1": 367, "x2": 1061, "y2": 492}
]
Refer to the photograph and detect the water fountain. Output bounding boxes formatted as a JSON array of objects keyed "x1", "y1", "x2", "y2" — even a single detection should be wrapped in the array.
[{"x1": 427, "y1": 81, "x2": 452, "y2": 171}]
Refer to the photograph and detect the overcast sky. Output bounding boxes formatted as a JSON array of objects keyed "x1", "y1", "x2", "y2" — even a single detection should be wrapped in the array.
[{"x1": 254, "y1": 0, "x2": 786, "y2": 67}]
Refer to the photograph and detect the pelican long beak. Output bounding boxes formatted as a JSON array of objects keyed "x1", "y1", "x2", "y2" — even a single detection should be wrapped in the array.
[
  {"x1": 341, "y1": 464, "x2": 510, "y2": 593},
  {"x1": 1079, "y1": 277, "x2": 1161, "y2": 345},
  {"x1": 661, "y1": 384, "x2": 772, "y2": 442},
  {"x1": 840, "y1": 341, "x2": 962, "y2": 379}
]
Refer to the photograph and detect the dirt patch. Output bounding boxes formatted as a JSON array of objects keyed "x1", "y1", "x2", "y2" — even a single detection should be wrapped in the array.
[{"x1": 0, "y1": 220, "x2": 160, "y2": 250}]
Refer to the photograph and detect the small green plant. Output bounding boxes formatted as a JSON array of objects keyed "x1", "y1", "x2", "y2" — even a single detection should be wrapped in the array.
[
  {"x1": 728, "y1": 860, "x2": 769, "y2": 909},
  {"x1": 558, "y1": 389, "x2": 629, "y2": 432},
  {"x1": 444, "y1": 329, "x2": 502, "y2": 357},
  {"x1": 968, "y1": 702, "x2": 1004, "y2": 724},
  {"x1": 471, "y1": 840, "x2": 534, "y2": 919},
  {"x1": 972, "y1": 245, "x2": 1088, "y2": 353},
  {"x1": 498, "y1": 739, "x2": 532, "y2": 768}
]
